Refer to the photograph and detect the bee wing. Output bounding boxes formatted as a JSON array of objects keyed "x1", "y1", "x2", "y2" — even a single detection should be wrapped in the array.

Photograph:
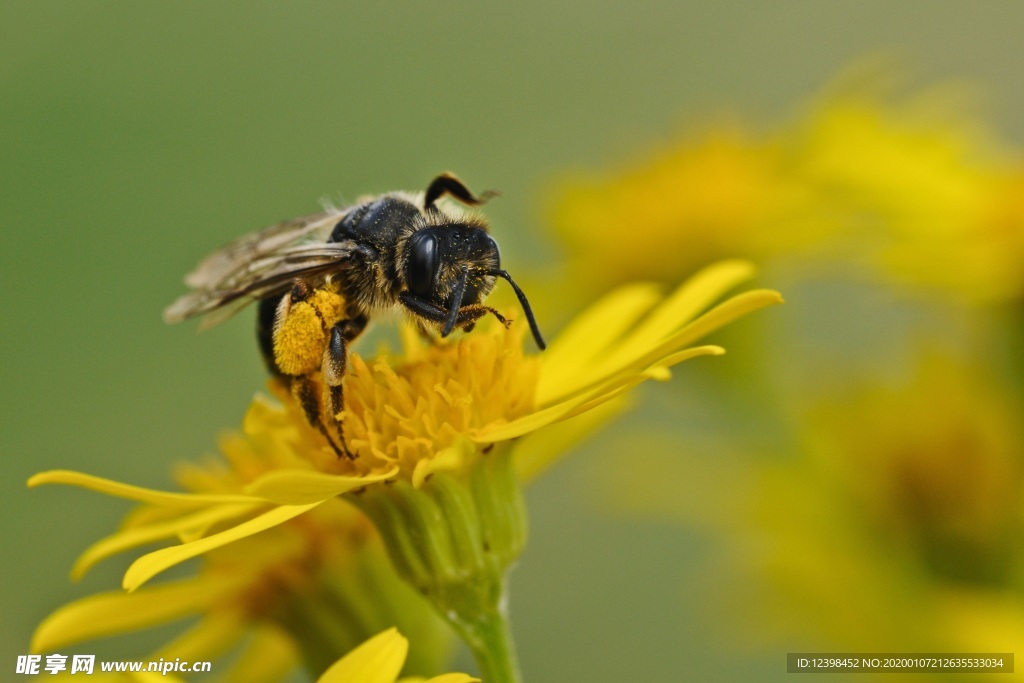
[
  {"x1": 165, "y1": 208, "x2": 355, "y2": 326},
  {"x1": 182, "y1": 209, "x2": 344, "y2": 288}
]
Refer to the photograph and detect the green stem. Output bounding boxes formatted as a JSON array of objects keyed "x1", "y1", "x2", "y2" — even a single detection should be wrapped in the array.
[
  {"x1": 349, "y1": 444, "x2": 527, "y2": 683},
  {"x1": 447, "y1": 584, "x2": 521, "y2": 683}
]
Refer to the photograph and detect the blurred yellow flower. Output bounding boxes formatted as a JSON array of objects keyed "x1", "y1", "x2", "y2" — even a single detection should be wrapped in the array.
[
  {"x1": 546, "y1": 65, "x2": 1024, "y2": 677},
  {"x1": 551, "y1": 128, "x2": 793, "y2": 297},
  {"x1": 608, "y1": 354, "x2": 1024, "y2": 655},
  {"x1": 550, "y1": 81, "x2": 1024, "y2": 305},
  {"x1": 805, "y1": 356, "x2": 1024, "y2": 581}
]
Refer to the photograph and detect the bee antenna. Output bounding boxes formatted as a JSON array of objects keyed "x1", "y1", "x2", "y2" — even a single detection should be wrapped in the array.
[
  {"x1": 425, "y1": 172, "x2": 500, "y2": 210},
  {"x1": 442, "y1": 266, "x2": 469, "y2": 338},
  {"x1": 491, "y1": 270, "x2": 546, "y2": 350}
]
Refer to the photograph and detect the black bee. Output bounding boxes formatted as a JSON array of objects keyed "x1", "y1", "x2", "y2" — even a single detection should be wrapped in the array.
[{"x1": 165, "y1": 173, "x2": 545, "y2": 457}]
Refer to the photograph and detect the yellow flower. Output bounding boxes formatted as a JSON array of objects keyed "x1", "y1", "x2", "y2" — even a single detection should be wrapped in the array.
[
  {"x1": 32, "y1": 426, "x2": 453, "y2": 681},
  {"x1": 31, "y1": 259, "x2": 780, "y2": 591},
  {"x1": 549, "y1": 79, "x2": 1024, "y2": 304},
  {"x1": 317, "y1": 628, "x2": 476, "y2": 683},
  {"x1": 31, "y1": 260, "x2": 781, "y2": 682}
]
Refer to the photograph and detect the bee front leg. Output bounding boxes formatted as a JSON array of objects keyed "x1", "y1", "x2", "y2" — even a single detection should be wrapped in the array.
[
  {"x1": 323, "y1": 315, "x2": 368, "y2": 460},
  {"x1": 398, "y1": 293, "x2": 500, "y2": 335},
  {"x1": 459, "y1": 305, "x2": 509, "y2": 331}
]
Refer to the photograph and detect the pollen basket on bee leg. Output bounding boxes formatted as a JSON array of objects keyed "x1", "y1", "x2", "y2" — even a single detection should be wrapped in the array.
[{"x1": 272, "y1": 288, "x2": 348, "y2": 376}]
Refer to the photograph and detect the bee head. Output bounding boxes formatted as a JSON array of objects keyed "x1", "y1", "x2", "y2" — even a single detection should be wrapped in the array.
[
  {"x1": 405, "y1": 221, "x2": 500, "y2": 309},
  {"x1": 405, "y1": 220, "x2": 546, "y2": 351}
]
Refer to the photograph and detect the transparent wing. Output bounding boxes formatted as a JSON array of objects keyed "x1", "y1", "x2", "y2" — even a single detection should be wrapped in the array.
[{"x1": 164, "y1": 208, "x2": 355, "y2": 325}]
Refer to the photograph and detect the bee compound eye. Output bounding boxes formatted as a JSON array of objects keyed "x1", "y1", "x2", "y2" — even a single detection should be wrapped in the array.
[
  {"x1": 484, "y1": 235, "x2": 500, "y2": 269},
  {"x1": 407, "y1": 232, "x2": 438, "y2": 298}
]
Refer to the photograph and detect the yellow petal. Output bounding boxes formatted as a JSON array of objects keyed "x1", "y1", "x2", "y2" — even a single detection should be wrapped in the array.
[
  {"x1": 72, "y1": 503, "x2": 260, "y2": 580},
  {"x1": 123, "y1": 503, "x2": 321, "y2": 591},
  {"x1": 400, "y1": 675, "x2": 480, "y2": 683},
  {"x1": 243, "y1": 467, "x2": 398, "y2": 504},
  {"x1": 39, "y1": 674, "x2": 166, "y2": 683},
  {"x1": 648, "y1": 344, "x2": 726, "y2": 373},
  {"x1": 666, "y1": 288, "x2": 783, "y2": 351},
  {"x1": 218, "y1": 626, "x2": 298, "y2": 683},
  {"x1": 543, "y1": 282, "x2": 663, "y2": 361},
  {"x1": 538, "y1": 280, "x2": 780, "y2": 407},
  {"x1": 474, "y1": 372, "x2": 651, "y2": 443},
  {"x1": 590, "y1": 293, "x2": 778, "y2": 387},
  {"x1": 119, "y1": 501, "x2": 200, "y2": 531},
  {"x1": 581, "y1": 344, "x2": 726, "y2": 408},
  {"x1": 411, "y1": 439, "x2": 473, "y2": 488},
  {"x1": 149, "y1": 611, "x2": 246, "y2": 662},
  {"x1": 28, "y1": 470, "x2": 256, "y2": 507},
  {"x1": 532, "y1": 349, "x2": 720, "y2": 434},
  {"x1": 134, "y1": 675, "x2": 188, "y2": 683},
  {"x1": 513, "y1": 394, "x2": 630, "y2": 481},
  {"x1": 613, "y1": 260, "x2": 756, "y2": 357},
  {"x1": 517, "y1": 344, "x2": 724, "y2": 444},
  {"x1": 537, "y1": 282, "x2": 663, "y2": 395},
  {"x1": 554, "y1": 373, "x2": 652, "y2": 421},
  {"x1": 316, "y1": 627, "x2": 407, "y2": 683},
  {"x1": 32, "y1": 574, "x2": 247, "y2": 652},
  {"x1": 643, "y1": 365, "x2": 673, "y2": 381}
]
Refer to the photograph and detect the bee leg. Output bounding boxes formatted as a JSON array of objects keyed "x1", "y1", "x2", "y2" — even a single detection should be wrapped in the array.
[
  {"x1": 399, "y1": 292, "x2": 455, "y2": 328},
  {"x1": 269, "y1": 279, "x2": 350, "y2": 456},
  {"x1": 260, "y1": 281, "x2": 315, "y2": 376},
  {"x1": 292, "y1": 374, "x2": 347, "y2": 457},
  {"x1": 323, "y1": 315, "x2": 368, "y2": 460},
  {"x1": 462, "y1": 305, "x2": 509, "y2": 330},
  {"x1": 398, "y1": 293, "x2": 497, "y2": 334},
  {"x1": 424, "y1": 172, "x2": 500, "y2": 210}
]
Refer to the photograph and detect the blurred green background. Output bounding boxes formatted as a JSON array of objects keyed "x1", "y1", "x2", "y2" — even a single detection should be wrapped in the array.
[{"x1": 4, "y1": 2, "x2": 1024, "y2": 681}]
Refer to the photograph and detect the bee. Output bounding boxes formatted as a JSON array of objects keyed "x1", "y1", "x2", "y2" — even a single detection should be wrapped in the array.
[{"x1": 165, "y1": 172, "x2": 546, "y2": 458}]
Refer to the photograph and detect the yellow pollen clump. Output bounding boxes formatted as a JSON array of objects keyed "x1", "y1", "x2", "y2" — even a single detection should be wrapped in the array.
[{"x1": 273, "y1": 289, "x2": 347, "y2": 376}]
